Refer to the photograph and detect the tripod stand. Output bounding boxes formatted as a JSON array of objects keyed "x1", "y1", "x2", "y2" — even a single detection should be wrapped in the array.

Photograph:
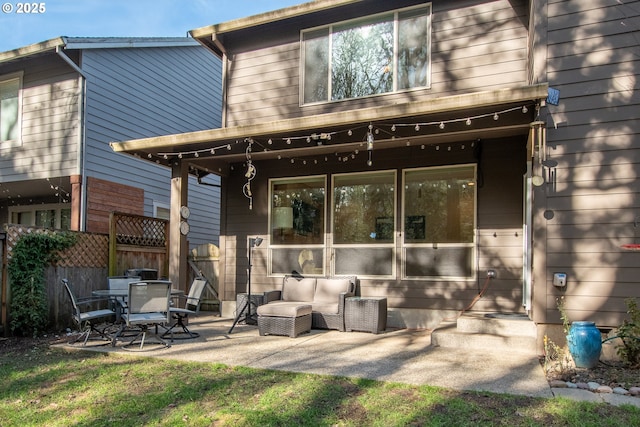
[{"x1": 228, "y1": 237, "x2": 263, "y2": 333}]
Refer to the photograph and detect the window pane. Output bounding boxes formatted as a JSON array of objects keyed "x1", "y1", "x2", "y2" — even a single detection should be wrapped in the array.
[
  {"x1": 271, "y1": 247, "x2": 324, "y2": 275},
  {"x1": 11, "y1": 211, "x2": 32, "y2": 225},
  {"x1": 35, "y1": 209, "x2": 56, "y2": 228},
  {"x1": 333, "y1": 172, "x2": 395, "y2": 244},
  {"x1": 0, "y1": 78, "x2": 19, "y2": 142},
  {"x1": 156, "y1": 206, "x2": 170, "y2": 220},
  {"x1": 331, "y1": 16, "x2": 394, "y2": 100},
  {"x1": 60, "y1": 208, "x2": 72, "y2": 230},
  {"x1": 404, "y1": 166, "x2": 475, "y2": 244},
  {"x1": 397, "y1": 7, "x2": 430, "y2": 90},
  {"x1": 271, "y1": 177, "x2": 325, "y2": 245},
  {"x1": 335, "y1": 247, "x2": 393, "y2": 276},
  {"x1": 303, "y1": 29, "x2": 329, "y2": 104}
]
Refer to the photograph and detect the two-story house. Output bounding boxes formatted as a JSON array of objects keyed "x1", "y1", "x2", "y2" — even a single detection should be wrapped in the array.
[
  {"x1": 0, "y1": 37, "x2": 222, "y2": 252},
  {"x1": 110, "y1": 0, "x2": 639, "y2": 337}
]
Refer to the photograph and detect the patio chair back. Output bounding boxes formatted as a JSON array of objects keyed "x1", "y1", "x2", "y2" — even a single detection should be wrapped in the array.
[
  {"x1": 61, "y1": 278, "x2": 115, "y2": 345},
  {"x1": 185, "y1": 278, "x2": 208, "y2": 313},
  {"x1": 62, "y1": 279, "x2": 83, "y2": 325},
  {"x1": 108, "y1": 276, "x2": 141, "y2": 291},
  {"x1": 127, "y1": 280, "x2": 171, "y2": 324}
]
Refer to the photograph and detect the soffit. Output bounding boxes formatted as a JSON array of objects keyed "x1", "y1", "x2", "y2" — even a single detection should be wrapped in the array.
[{"x1": 110, "y1": 84, "x2": 549, "y2": 177}]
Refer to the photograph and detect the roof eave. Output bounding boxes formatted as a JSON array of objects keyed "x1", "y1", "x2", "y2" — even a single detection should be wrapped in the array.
[
  {"x1": 190, "y1": 0, "x2": 361, "y2": 49},
  {"x1": 110, "y1": 83, "x2": 550, "y2": 155},
  {"x1": 0, "y1": 37, "x2": 66, "y2": 63}
]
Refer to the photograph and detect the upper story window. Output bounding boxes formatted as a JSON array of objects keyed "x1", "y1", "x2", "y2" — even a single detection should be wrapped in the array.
[
  {"x1": 0, "y1": 72, "x2": 23, "y2": 145},
  {"x1": 301, "y1": 4, "x2": 431, "y2": 105}
]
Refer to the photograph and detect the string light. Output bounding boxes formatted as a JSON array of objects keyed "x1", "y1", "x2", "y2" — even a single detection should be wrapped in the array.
[{"x1": 149, "y1": 104, "x2": 533, "y2": 164}]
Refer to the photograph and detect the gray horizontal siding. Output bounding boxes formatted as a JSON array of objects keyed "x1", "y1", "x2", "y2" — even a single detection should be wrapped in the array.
[
  {"x1": 0, "y1": 53, "x2": 79, "y2": 182},
  {"x1": 540, "y1": 0, "x2": 640, "y2": 326},
  {"x1": 224, "y1": 0, "x2": 528, "y2": 126},
  {"x1": 81, "y1": 45, "x2": 222, "y2": 247}
]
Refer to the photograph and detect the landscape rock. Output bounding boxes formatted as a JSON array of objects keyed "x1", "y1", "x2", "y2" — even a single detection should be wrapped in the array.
[
  {"x1": 588, "y1": 382, "x2": 601, "y2": 391},
  {"x1": 613, "y1": 387, "x2": 629, "y2": 395},
  {"x1": 596, "y1": 385, "x2": 613, "y2": 394},
  {"x1": 629, "y1": 387, "x2": 640, "y2": 396},
  {"x1": 549, "y1": 380, "x2": 567, "y2": 388}
]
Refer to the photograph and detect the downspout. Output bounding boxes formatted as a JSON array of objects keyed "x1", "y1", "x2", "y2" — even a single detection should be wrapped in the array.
[
  {"x1": 56, "y1": 45, "x2": 88, "y2": 231},
  {"x1": 220, "y1": 50, "x2": 228, "y2": 128},
  {"x1": 190, "y1": 33, "x2": 227, "y2": 127}
]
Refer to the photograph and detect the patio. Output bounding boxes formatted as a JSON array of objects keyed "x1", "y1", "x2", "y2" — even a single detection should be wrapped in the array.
[{"x1": 60, "y1": 312, "x2": 552, "y2": 398}]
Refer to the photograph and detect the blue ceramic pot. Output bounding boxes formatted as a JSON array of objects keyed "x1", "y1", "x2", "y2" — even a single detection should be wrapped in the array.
[{"x1": 567, "y1": 321, "x2": 602, "y2": 369}]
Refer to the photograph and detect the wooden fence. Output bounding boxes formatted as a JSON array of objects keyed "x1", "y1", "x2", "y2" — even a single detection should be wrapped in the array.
[{"x1": 1, "y1": 213, "x2": 175, "y2": 333}]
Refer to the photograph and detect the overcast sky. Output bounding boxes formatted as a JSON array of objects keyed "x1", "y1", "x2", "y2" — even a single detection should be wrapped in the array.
[{"x1": 0, "y1": 0, "x2": 304, "y2": 52}]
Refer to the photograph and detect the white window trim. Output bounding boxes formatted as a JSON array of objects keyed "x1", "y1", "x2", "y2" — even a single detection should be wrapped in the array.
[
  {"x1": 268, "y1": 175, "x2": 327, "y2": 276},
  {"x1": 331, "y1": 169, "x2": 397, "y2": 279},
  {"x1": 0, "y1": 70, "x2": 24, "y2": 148},
  {"x1": 401, "y1": 164, "x2": 478, "y2": 281},
  {"x1": 299, "y1": 4, "x2": 432, "y2": 106},
  {"x1": 153, "y1": 200, "x2": 170, "y2": 219},
  {"x1": 266, "y1": 164, "x2": 478, "y2": 281},
  {"x1": 8, "y1": 202, "x2": 71, "y2": 230}
]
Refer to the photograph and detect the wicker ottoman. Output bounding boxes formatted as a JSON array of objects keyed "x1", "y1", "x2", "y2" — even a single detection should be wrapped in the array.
[{"x1": 257, "y1": 302, "x2": 312, "y2": 338}]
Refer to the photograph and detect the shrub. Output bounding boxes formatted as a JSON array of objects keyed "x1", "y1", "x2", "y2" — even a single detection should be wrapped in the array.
[
  {"x1": 8, "y1": 232, "x2": 76, "y2": 337},
  {"x1": 616, "y1": 298, "x2": 640, "y2": 368}
]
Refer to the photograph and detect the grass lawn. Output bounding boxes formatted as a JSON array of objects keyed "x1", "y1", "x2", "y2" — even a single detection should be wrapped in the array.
[{"x1": 1, "y1": 341, "x2": 639, "y2": 426}]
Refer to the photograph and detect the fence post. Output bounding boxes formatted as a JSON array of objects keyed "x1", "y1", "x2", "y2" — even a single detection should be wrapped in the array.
[
  {"x1": 1, "y1": 231, "x2": 6, "y2": 336},
  {"x1": 108, "y1": 212, "x2": 117, "y2": 276}
]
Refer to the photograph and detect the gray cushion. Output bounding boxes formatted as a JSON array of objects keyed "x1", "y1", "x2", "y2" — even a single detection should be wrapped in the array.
[
  {"x1": 313, "y1": 278, "x2": 351, "y2": 304},
  {"x1": 257, "y1": 302, "x2": 312, "y2": 317},
  {"x1": 311, "y1": 302, "x2": 339, "y2": 314},
  {"x1": 282, "y1": 277, "x2": 316, "y2": 302}
]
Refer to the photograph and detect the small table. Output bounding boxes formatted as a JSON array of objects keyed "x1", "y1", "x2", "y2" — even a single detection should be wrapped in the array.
[
  {"x1": 93, "y1": 289, "x2": 183, "y2": 321},
  {"x1": 92, "y1": 289, "x2": 183, "y2": 298},
  {"x1": 345, "y1": 297, "x2": 387, "y2": 334}
]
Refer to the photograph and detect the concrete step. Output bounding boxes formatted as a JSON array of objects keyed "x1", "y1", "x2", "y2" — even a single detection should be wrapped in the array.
[
  {"x1": 431, "y1": 313, "x2": 537, "y2": 355},
  {"x1": 457, "y1": 313, "x2": 537, "y2": 337}
]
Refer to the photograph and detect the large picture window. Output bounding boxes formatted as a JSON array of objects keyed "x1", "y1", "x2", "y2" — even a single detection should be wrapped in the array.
[
  {"x1": 269, "y1": 177, "x2": 326, "y2": 275},
  {"x1": 403, "y1": 165, "x2": 477, "y2": 279},
  {"x1": 267, "y1": 164, "x2": 476, "y2": 280},
  {"x1": 0, "y1": 72, "x2": 22, "y2": 144},
  {"x1": 301, "y1": 4, "x2": 431, "y2": 104},
  {"x1": 332, "y1": 171, "x2": 396, "y2": 277}
]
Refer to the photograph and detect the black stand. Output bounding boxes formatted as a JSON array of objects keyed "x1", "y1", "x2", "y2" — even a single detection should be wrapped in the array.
[{"x1": 229, "y1": 237, "x2": 262, "y2": 334}]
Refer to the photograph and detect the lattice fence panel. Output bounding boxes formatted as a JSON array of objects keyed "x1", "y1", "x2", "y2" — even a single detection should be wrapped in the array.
[
  {"x1": 4, "y1": 224, "x2": 108, "y2": 268},
  {"x1": 114, "y1": 213, "x2": 167, "y2": 247}
]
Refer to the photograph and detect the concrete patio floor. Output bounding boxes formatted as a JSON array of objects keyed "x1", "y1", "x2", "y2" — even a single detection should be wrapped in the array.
[{"x1": 66, "y1": 312, "x2": 553, "y2": 399}]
